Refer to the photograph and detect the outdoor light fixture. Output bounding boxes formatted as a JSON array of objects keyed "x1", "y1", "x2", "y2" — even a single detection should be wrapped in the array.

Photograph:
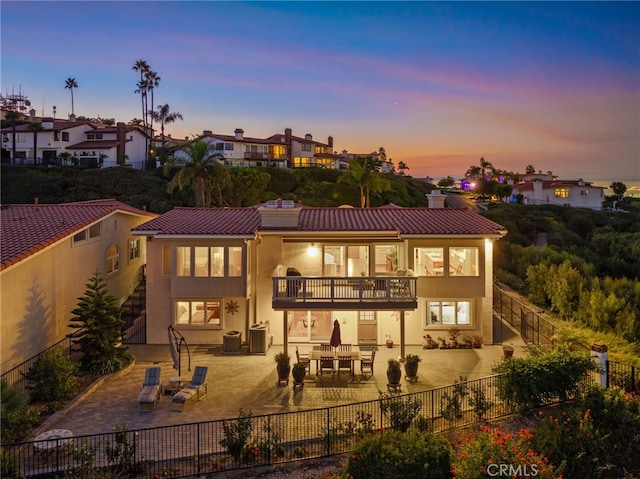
[{"x1": 308, "y1": 243, "x2": 319, "y2": 257}]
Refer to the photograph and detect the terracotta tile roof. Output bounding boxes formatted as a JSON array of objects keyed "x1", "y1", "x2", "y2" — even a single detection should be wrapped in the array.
[
  {"x1": 513, "y1": 181, "x2": 605, "y2": 192},
  {"x1": 1, "y1": 200, "x2": 156, "y2": 271},
  {"x1": 66, "y1": 140, "x2": 119, "y2": 149},
  {"x1": 0, "y1": 120, "x2": 96, "y2": 133},
  {"x1": 133, "y1": 204, "x2": 506, "y2": 238}
]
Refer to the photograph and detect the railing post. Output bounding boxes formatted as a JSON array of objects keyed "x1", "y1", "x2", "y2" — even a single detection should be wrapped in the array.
[{"x1": 590, "y1": 343, "x2": 608, "y2": 387}]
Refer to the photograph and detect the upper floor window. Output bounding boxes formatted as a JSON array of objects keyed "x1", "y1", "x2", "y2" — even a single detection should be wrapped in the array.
[
  {"x1": 176, "y1": 246, "x2": 242, "y2": 278},
  {"x1": 293, "y1": 157, "x2": 311, "y2": 167},
  {"x1": 86, "y1": 133, "x2": 103, "y2": 140},
  {"x1": 73, "y1": 222, "x2": 101, "y2": 244},
  {"x1": 449, "y1": 247, "x2": 479, "y2": 276},
  {"x1": 426, "y1": 300, "x2": 471, "y2": 327},
  {"x1": 216, "y1": 142, "x2": 234, "y2": 151},
  {"x1": 129, "y1": 238, "x2": 140, "y2": 261},
  {"x1": 106, "y1": 244, "x2": 120, "y2": 274},
  {"x1": 62, "y1": 132, "x2": 69, "y2": 141},
  {"x1": 374, "y1": 245, "x2": 399, "y2": 273},
  {"x1": 415, "y1": 247, "x2": 444, "y2": 277},
  {"x1": 555, "y1": 188, "x2": 570, "y2": 198},
  {"x1": 301, "y1": 143, "x2": 312, "y2": 151},
  {"x1": 580, "y1": 190, "x2": 589, "y2": 196}
]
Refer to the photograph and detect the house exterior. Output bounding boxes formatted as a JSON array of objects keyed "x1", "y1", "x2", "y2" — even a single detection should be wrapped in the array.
[
  {"x1": 1, "y1": 113, "x2": 149, "y2": 169},
  {"x1": 176, "y1": 128, "x2": 345, "y2": 170},
  {"x1": 133, "y1": 202, "x2": 506, "y2": 352},
  {"x1": 511, "y1": 179, "x2": 605, "y2": 211},
  {"x1": 0, "y1": 199, "x2": 156, "y2": 371}
]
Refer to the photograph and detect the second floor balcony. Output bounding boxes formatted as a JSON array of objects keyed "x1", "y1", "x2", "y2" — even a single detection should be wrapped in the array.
[{"x1": 272, "y1": 276, "x2": 417, "y2": 311}]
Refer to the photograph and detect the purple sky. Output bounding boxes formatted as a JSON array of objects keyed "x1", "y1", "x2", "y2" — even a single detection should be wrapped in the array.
[{"x1": 2, "y1": 1, "x2": 638, "y2": 182}]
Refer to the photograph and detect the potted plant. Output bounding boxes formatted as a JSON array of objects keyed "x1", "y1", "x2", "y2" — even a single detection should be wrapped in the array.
[
  {"x1": 448, "y1": 327, "x2": 460, "y2": 348},
  {"x1": 387, "y1": 359, "x2": 402, "y2": 390},
  {"x1": 502, "y1": 344, "x2": 514, "y2": 359},
  {"x1": 423, "y1": 334, "x2": 437, "y2": 349},
  {"x1": 437, "y1": 336, "x2": 448, "y2": 349},
  {"x1": 404, "y1": 353, "x2": 421, "y2": 380},
  {"x1": 291, "y1": 362, "x2": 306, "y2": 384},
  {"x1": 472, "y1": 335, "x2": 483, "y2": 348},
  {"x1": 385, "y1": 335, "x2": 394, "y2": 348},
  {"x1": 461, "y1": 335, "x2": 473, "y2": 349},
  {"x1": 275, "y1": 352, "x2": 291, "y2": 384}
]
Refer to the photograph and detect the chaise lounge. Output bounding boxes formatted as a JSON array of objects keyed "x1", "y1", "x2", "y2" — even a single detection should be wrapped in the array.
[
  {"x1": 138, "y1": 367, "x2": 163, "y2": 411},
  {"x1": 171, "y1": 366, "x2": 208, "y2": 411}
]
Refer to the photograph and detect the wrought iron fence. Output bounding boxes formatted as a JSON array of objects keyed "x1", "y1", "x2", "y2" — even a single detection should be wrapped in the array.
[
  {"x1": 493, "y1": 284, "x2": 556, "y2": 346},
  {"x1": 2, "y1": 374, "x2": 596, "y2": 479},
  {"x1": 608, "y1": 360, "x2": 637, "y2": 392},
  {"x1": 0, "y1": 335, "x2": 74, "y2": 400}
]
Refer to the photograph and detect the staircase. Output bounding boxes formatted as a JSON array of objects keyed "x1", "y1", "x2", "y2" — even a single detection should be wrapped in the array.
[{"x1": 122, "y1": 281, "x2": 146, "y2": 344}]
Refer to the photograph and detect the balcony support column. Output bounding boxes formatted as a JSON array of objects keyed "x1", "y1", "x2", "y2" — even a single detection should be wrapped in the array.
[
  {"x1": 400, "y1": 311, "x2": 406, "y2": 360},
  {"x1": 282, "y1": 310, "x2": 288, "y2": 356}
]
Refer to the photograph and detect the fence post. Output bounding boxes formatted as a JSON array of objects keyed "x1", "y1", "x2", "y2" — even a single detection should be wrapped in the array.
[{"x1": 590, "y1": 343, "x2": 608, "y2": 387}]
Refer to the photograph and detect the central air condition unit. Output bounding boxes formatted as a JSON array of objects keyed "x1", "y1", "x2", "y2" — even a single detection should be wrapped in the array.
[
  {"x1": 282, "y1": 200, "x2": 295, "y2": 208},
  {"x1": 266, "y1": 200, "x2": 278, "y2": 209},
  {"x1": 249, "y1": 323, "x2": 271, "y2": 354}
]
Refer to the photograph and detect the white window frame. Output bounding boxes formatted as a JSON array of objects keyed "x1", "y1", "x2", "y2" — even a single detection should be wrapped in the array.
[
  {"x1": 175, "y1": 300, "x2": 222, "y2": 327},
  {"x1": 106, "y1": 244, "x2": 120, "y2": 275},
  {"x1": 425, "y1": 300, "x2": 472, "y2": 328}
]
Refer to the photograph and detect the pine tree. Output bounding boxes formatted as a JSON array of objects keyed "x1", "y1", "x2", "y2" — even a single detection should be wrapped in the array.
[{"x1": 69, "y1": 271, "x2": 133, "y2": 374}]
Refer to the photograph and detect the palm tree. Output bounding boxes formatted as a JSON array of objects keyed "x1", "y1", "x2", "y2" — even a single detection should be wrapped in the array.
[
  {"x1": 145, "y1": 70, "x2": 160, "y2": 136},
  {"x1": 132, "y1": 60, "x2": 149, "y2": 126},
  {"x1": 339, "y1": 156, "x2": 387, "y2": 207},
  {"x1": 397, "y1": 161, "x2": 409, "y2": 175},
  {"x1": 65, "y1": 78, "x2": 78, "y2": 116},
  {"x1": 4, "y1": 109, "x2": 22, "y2": 164},
  {"x1": 27, "y1": 121, "x2": 45, "y2": 164},
  {"x1": 525, "y1": 164, "x2": 536, "y2": 174},
  {"x1": 149, "y1": 104, "x2": 183, "y2": 163},
  {"x1": 164, "y1": 139, "x2": 224, "y2": 207}
]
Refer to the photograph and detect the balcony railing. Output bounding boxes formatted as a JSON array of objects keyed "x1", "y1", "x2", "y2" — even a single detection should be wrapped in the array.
[
  {"x1": 272, "y1": 276, "x2": 417, "y2": 310},
  {"x1": 244, "y1": 152, "x2": 288, "y2": 160}
]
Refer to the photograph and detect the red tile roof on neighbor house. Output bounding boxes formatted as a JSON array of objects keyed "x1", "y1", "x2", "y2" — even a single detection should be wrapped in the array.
[
  {"x1": 513, "y1": 181, "x2": 605, "y2": 192},
  {"x1": 133, "y1": 205, "x2": 507, "y2": 238},
  {"x1": 1, "y1": 199, "x2": 156, "y2": 271}
]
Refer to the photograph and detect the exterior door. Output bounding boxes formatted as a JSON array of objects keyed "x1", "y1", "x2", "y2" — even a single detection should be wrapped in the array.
[{"x1": 357, "y1": 311, "x2": 377, "y2": 346}]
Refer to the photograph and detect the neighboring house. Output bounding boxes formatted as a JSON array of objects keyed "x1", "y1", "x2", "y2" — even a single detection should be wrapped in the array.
[
  {"x1": 176, "y1": 128, "x2": 344, "y2": 170},
  {"x1": 1, "y1": 111, "x2": 149, "y2": 169},
  {"x1": 133, "y1": 201, "x2": 506, "y2": 352},
  {"x1": 0, "y1": 199, "x2": 156, "y2": 371},
  {"x1": 338, "y1": 150, "x2": 394, "y2": 173},
  {"x1": 511, "y1": 179, "x2": 605, "y2": 211},
  {"x1": 1, "y1": 116, "x2": 99, "y2": 165},
  {"x1": 65, "y1": 123, "x2": 148, "y2": 169}
]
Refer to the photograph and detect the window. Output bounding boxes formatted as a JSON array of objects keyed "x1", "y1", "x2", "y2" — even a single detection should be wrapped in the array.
[
  {"x1": 224, "y1": 143, "x2": 233, "y2": 151},
  {"x1": 62, "y1": 132, "x2": 69, "y2": 141},
  {"x1": 426, "y1": 300, "x2": 471, "y2": 327},
  {"x1": 175, "y1": 300, "x2": 221, "y2": 326},
  {"x1": 415, "y1": 247, "x2": 444, "y2": 276},
  {"x1": 89, "y1": 223, "x2": 101, "y2": 238},
  {"x1": 176, "y1": 246, "x2": 191, "y2": 276},
  {"x1": 106, "y1": 244, "x2": 120, "y2": 274},
  {"x1": 228, "y1": 246, "x2": 242, "y2": 277},
  {"x1": 293, "y1": 157, "x2": 311, "y2": 167},
  {"x1": 301, "y1": 143, "x2": 312, "y2": 151},
  {"x1": 73, "y1": 222, "x2": 101, "y2": 244},
  {"x1": 162, "y1": 246, "x2": 172, "y2": 275},
  {"x1": 194, "y1": 247, "x2": 210, "y2": 277},
  {"x1": 73, "y1": 230, "x2": 87, "y2": 243},
  {"x1": 449, "y1": 247, "x2": 478, "y2": 276},
  {"x1": 374, "y1": 245, "x2": 398, "y2": 273},
  {"x1": 580, "y1": 190, "x2": 589, "y2": 196},
  {"x1": 554, "y1": 188, "x2": 570, "y2": 198},
  {"x1": 129, "y1": 238, "x2": 140, "y2": 261}
]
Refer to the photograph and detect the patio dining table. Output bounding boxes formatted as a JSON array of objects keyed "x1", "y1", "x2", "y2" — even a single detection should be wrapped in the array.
[{"x1": 308, "y1": 349, "x2": 362, "y2": 378}]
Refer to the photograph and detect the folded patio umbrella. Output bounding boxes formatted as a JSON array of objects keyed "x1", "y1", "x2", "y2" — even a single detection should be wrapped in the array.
[
  {"x1": 330, "y1": 319, "x2": 341, "y2": 349},
  {"x1": 168, "y1": 325, "x2": 191, "y2": 376}
]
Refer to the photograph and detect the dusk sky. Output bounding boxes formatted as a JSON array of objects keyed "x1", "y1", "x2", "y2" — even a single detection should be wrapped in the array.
[{"x1": 2, "y1": 1, "x2": 639, "y2": 183}]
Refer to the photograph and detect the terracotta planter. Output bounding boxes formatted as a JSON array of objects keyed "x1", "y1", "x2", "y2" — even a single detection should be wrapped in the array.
[
  {"x1": 503, "y1": 347, "x2": 514, "y2": 359},
  {"x1": 386, "y1": 340, "x2": 394, "y2": 348}
]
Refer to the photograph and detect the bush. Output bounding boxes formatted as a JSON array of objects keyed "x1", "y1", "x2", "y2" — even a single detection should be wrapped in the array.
[
  {"x1": 379, "y1": 391, "x2": 422, "y2": 432},
  {"x1": 0, "y1": 379, "x2": 41, "y2": 442},
  {"x1": 25, "y1": 345, "x2": 78, "y2": 403},
  {"x1": 220, "y1": 409, "x2": 253, "y2": 461},
  {"x1": 345, "y1": 430, "x2": 453, "y2": 479},
  {"x1": 492, "y1": 347, "x2": 600, "y2": 411}
]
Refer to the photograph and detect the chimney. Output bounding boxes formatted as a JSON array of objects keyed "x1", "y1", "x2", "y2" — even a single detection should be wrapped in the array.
[
  {"x1": 30, "y1": 109, "x2": 36, "y2": 121},
  {"x1": 116, "y1": 122, "x2": 126, "y2": 165},
  {"x1": 69, "y1": 114, "x2": 76, "y2": 121},
  {"x1": 285, "y1": 128, "x2": 292, "y2": 143},
  {"x1": 258, "y1": 200, "x2": 301, "y2": 227},
  {"x1": 328, "y1": 136, "x2": 333, "y2": 148},
  {"x1": 425, "y1": 190, "x2": 446, "y2": 208},
  {"x1": 203, "y1": 130, "x2": 212, "y2": 136},
  {"x1": 234, "y1": 128, "x2": 244, "y2": 140},
  {"x1": 34, "y1": 197, "x2": 39, "y2": 209},
  {"x1": 304, "y1": 133, "x2": 312, "y2": 140}
]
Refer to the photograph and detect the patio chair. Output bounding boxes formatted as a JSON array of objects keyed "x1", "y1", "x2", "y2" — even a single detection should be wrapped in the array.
[
  {"x1": 360, "y1": 348, "x2": 377, "y2": 379},
  {"x1": 137, "y1": 367, "x2": 162, "y2": 411},
  {"x1": 171, "y1": 366, "x2": 208, "y2": 411},
  {"x1": 336, "y1": 354, "x2": 353, "y2": 379},
  {"x1": 318, "y1": 355, "x2": 335, "y2": 379},
  {"x1": 296, "y1": 346, "x2": 311, "y2": 375}
]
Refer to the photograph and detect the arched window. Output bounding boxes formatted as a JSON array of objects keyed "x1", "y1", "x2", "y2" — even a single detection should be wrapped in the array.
[{"x1": 107, "y1": 244, "x2": 120, "y2": 274}]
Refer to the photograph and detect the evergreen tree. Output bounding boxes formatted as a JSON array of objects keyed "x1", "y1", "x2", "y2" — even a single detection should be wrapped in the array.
[{"x1": 69, "y1": 271, "x2": 132, "y2": 374}]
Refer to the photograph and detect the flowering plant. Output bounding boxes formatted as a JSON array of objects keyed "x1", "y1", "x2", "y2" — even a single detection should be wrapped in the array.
[{"x1": 452, "y1": 425, "x2": 558, "y2": 479}]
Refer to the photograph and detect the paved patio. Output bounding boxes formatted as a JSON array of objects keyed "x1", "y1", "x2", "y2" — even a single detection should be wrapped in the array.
[{"x1": 38, "y1": 332, "x2": 525, "y2": 438}]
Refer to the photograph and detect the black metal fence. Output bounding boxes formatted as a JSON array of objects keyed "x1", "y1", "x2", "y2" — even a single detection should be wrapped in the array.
[
  {"x1": 493, "y1": 284, "x2": 556, "y2": 346},
  {"x1": 608, "y1": 360, "x2": 637, "y2": 392},
  {"x1": 1, "y1": 374, "x2": 592, "y2": 479},
  {"x1": 0, "y1": 336, "x2": 74, "y2": 400}
]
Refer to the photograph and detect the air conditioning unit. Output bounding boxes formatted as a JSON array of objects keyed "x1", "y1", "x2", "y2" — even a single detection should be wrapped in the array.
[
  {"x1": 266, "y1": 200, "x2": 278, "y2": 209},
  {"x1": 282, "y1": 200, "x2": 295, "y2": 208}
]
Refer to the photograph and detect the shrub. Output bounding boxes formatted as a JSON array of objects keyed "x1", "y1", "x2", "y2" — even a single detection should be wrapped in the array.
[
  {"x1": 24, "y1": 345, "x2": 78, "y2": 403},
  {"x1": 220, "y1": 409, "x2": 253, "y2": 461},
  {"x1": 439, "y1": 376, "x2": 468, "y2": 425},
  {"x1": 379, "y1": 391, "x2": 422, "y2": 432},
  {"x1": 345, "y1": 430, "x2": 453, "y2": 479},
  {"x1": 492, "y1": 348, "x2": 600, "y2": 411}
]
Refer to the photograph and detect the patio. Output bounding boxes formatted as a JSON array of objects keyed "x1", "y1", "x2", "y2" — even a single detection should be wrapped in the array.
[{"x1": 34, "y1": 340, "x2": 523, "y2": 438}]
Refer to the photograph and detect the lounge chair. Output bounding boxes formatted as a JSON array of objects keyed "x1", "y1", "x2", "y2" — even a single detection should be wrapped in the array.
[
  {"x1": 138, "y1": 367, "x2": 162, "y2": 411},
  {"x1": 171, "y1": 366, "x2": 208, "y2": 411}
]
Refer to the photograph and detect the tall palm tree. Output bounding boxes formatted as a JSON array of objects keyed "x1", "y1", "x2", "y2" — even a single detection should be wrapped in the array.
[
  {"x1": 4, "y1": 109, "x2": 22, "y2": 164},
  {"x1": 145, "y1": 70, "x2": 160, "y2": 137},
  {"x1": 397, "y1": 161, "x2": 409, "y2": 175},
  {"x1": 164, "y1": 139, "x2": 224, "y2": 207},
  {"x1": 27, "y1": 121, "x2": 45, "y2": 164},
  {"x1": 132, "y1": 60, "x2": 150, "y2": 127},
  {"x1": 339, "y1": 156, "x2": 387, "y2": 207},
  {"x1": 65, "y1": 78, "x2": 78, "y2": 116},
  {"x1": 525, "y1": 164, "x2": 536, "y2": 174},
  {"x1": 149, "y1": 104, "x2": 183, "y2": 163}
]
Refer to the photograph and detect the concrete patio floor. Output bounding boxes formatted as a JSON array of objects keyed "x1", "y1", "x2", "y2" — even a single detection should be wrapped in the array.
[{"x1": 39, "y1": 334, "x2": 526, "y2": 438}]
